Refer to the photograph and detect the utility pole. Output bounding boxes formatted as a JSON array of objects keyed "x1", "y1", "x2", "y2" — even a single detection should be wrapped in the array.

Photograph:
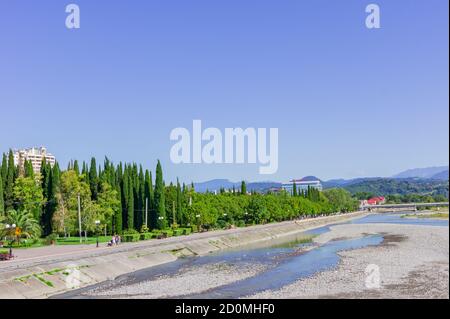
[
  {"x1": 78, "y1": 194, "x2": 82, "y2": 243},
  {"x1": 145, "y1": 197, "x2": 148, "y2": 227}
]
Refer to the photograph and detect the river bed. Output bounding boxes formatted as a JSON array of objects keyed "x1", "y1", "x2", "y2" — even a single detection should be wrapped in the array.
[{"x1": 55, "y1": 212, "x2": 449, "y2": 299}]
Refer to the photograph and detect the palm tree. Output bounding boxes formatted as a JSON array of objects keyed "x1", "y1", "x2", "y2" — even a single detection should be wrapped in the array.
[{"x1": 5, "y1": 210, "x2": 41, "y2": 243}]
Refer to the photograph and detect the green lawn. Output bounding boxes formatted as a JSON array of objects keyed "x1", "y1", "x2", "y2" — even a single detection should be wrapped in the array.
[{"x1": 55, "y1": 236, "x2": 112, "y2": 245}]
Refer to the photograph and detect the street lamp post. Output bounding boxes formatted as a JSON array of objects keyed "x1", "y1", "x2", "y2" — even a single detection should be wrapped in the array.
[
  {"x1": 95, "y1": 220, "x2": 101, "y2": 248},
  {"x1": 195, "y1": 214, "x2": 201, "y2": 232}
]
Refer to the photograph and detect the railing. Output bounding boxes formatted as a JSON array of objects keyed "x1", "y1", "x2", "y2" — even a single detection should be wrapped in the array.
[{"x1": 362, "y1": 202, "x2": 449, "y2": 210}]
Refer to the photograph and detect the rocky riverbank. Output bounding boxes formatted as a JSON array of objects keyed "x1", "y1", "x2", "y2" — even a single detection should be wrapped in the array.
[{"x1": 249, "y1": 223, "x2": 449, "y2": 299}]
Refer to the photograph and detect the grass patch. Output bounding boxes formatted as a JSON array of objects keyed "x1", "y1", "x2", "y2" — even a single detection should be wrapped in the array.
[
  {"x1": 34, "y1": 275, "x2": 54, "y2": 288},
  {"x1": 15, "y1": 265, "x2": 90, "y2": 286},
  {"x1": 56, "y1": 236, "x2": 111, "y2": 245},
  {"x1": 418, "y1": 212, "x2": 449, "y2": 219},
  {"x1": 402, "y1": 212, "x2": 449, "y2": 219}
]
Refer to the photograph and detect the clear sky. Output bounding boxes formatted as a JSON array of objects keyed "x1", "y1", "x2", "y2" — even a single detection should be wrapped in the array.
[{"x1": 0, "y1": 0, "x2": 448, "y2": 183}]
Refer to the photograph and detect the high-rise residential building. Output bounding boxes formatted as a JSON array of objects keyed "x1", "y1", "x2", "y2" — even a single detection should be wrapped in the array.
[{"x1": 13, "y1": 147, "x2": 56, "y2": 175}]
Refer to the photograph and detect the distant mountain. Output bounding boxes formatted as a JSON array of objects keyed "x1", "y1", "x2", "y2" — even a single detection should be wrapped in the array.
[
  {"x1": 194, "y1": 179, "x2": 237, "y2": 193},
  {"x1": 392, "y1": 166, "x2": 449, "y2": 179},
  {"x1": 322, "y1": 177, "x2": 382, "y2": 189},
  {"x1": 247, "y1": 182, "x2": 282, "y2": 192},
  {"x1": 342, "y1": 178, "x2": 449, "y2": 197},
  {"x1": 298, "y1": 176, "x2": 322, "y2": 182},
  {"x1": 430, "y1": 170, "x2": 449, "y2": 181}
]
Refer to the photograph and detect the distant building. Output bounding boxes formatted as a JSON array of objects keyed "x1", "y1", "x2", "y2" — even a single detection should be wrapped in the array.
[
  {"x1": 364, "y1": 196, "x2": 386, "y2": 206},
  {"x1": 282, "y1": 177, "x2": 323, "y2": 195},
  {"x1": 13, "y1": 147, "x2": 56, "y2": 175}
]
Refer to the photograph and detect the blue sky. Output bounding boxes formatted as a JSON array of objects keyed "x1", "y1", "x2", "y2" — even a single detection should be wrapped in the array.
[{"x1": 0, "y1": 0, "x2": 448, "y2": 183}]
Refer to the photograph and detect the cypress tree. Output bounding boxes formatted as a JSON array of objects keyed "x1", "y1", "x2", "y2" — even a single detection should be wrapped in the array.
[
  {"x1": 24, "y1": 160, "x2": 34, "y2": 178},
  {"x1": 73, "y1": 160, "x2": 80, "y2": 176},
  {"x1": 1, "y1": 153, "x2": 7, "y2": 191},
  {"x1": 176, "y1": 178, "x2": 183, "y2": 226},
  {"x1": 81, "y1": 161, "x2": 89, "y2": 184},
  {"x1": 144, "y1": 170, "x2": 154, "y2": 228},
  {"x1": 0, "y1": 174, "x2": 4, "y2": 215},
  {"x1": 241, "y1": 181, "x2": 247, "y2": 195},
  {"x1": 293, "y1": 182, "x2": 297, "y2": 197},
  {"x1": 127, "y1": 173, "x2": 134, "y2": 230},
  {"x1": 137, "y1": 166, "x2": 145, "y2": 229},
  {"x1": 121, "y1": 166, "x2": 129, "y2": 229},
  {"x1": 4, "y1": 150, "x2": 16, "y2": 211},
  {"x1": 53, "y1": 162, "x2": 61, "y2": 189},
  {"x1": 114, "y1": 163, "x2": 123, "y2": 234},
  {"x1": 154, "y1": 160, "x2": 166, "y2": 229},
  {"x1": 89, "y1": 157, "x2": 98, "y2": 200},
  {"x1": 41, "y1": 167, "x2": 55, "y2": 236}
]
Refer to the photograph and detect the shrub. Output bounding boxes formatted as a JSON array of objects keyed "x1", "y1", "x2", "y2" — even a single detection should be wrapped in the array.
[
  {"x1": 140, "y1": 233, "x2": 153, "y2": 241},
  {"x1": 162, "y1": 229, "x2": 173, "y2": 237},
  {"x1": 182, "y1": 228, "x2": 191, "y2": 236},
  {"x1": 236, "y1": 220, "x2": 246, "y2": 227},
  {"x1": 173, "y1": 229, "x2": 184, "y2": 237},
  {"x1": 140, "y1": 225, "x2": 149, "y2": 233},
  {"x1": 216, "y1": 219, "x2": 228, "y2": 229},
  {"x1": 45, "y1": 233, "x2": 58, "y2": 245},
  {"x1": 122, "y1": 229, "x2": 140, "y2": 242}
]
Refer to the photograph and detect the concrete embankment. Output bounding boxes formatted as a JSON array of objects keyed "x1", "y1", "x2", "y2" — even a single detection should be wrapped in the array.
[{"x1": 0, "y1": 212, "x2": 366, "y2": 299}]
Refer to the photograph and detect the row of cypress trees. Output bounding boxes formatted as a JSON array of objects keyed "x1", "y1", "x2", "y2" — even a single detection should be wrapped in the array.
[
  {"x1": 0, "y1": 150, "x2": 171, "y2": 235},
  {"x1": 66, "y1": 157, "x2": 168, "y2": 233}
]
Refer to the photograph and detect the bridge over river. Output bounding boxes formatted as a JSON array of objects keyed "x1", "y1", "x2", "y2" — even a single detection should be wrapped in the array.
[{"x1": 362, "y1": 202, "x2": 449, "y2": 212}]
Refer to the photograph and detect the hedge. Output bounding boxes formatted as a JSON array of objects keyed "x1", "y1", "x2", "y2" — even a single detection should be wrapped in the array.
[
  {"x1": 140, "y1": 233, "x2": 153, "y2": 241},
  {"x1": 122, "y1": 233, "x2": 140, "y2": 242}
]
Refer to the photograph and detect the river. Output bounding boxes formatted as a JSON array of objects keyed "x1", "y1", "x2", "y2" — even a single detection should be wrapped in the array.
[{"x1": 55, "y1": 211, "x2": 448, "y2": 299}]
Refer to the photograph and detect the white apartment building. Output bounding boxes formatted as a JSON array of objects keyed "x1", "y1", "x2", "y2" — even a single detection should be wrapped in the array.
[{"x1": 13, "y1": 147, "x2": 56, "y2": 175}]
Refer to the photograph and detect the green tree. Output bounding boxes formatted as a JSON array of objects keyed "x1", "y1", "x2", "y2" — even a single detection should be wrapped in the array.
[
  {"x1": 13, "y1": 177, "x2": 44, "y2": 221},
  {"x1": 241, "y1": 181, "x2": 247, "y2": 195},
  {"x1": 1, "y1": 153, "x2": 7, "y2": 192},
  {"x1": 89, "y1": 157, "x2": 98, "y2": 200},
  {"x1": 293, "y1": 182, "x2": 297, "y2": 197},
  {"x1": 144, "y1": 170, "x2": 154, "y2": 228},
  {"x1": 154, "y1": 160, "x2": 166, "y2": 229},
  {"x1": 52, "y1": 170, "x2": 91, "y2": 237},
  {"x1": 323, "y1": 188, "x2": 359, "y2": 213},
  {"x1": 97, "y1": 182, "x2": 121, "y2": 234},
  {"x1": 0, "y1": 174, "x2": 4, "y2": 215},
  {"x1": 126, "y1": 173, "x2": 134, "y2": 230},
  {"x1": 24, "y1": 160, "x2": 34, "y2": 179},
  {"x1": 4, "y1": 150, "x2": 16, "y2": 211},
  {"x1": 176, "y1": 178, "x2": 184, "y2": 226},
  {"x1": 73, "y1": 160, "x2": 80, "y2": 176}
]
